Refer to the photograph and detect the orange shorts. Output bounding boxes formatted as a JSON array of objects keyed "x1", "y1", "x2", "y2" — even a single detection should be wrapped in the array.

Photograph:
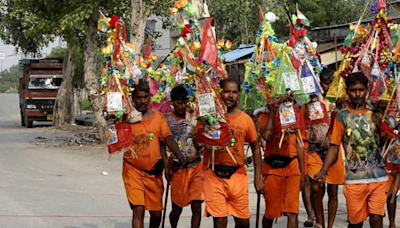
[
  {"x1": 308, "y1": 152, "x2": 344, "y2": 185},
  {"x1": 203, "y1": 167, "x2": 250, "y2": 219},
  {"x1": 386, "y1": 174, "x2": 400, "y2": 195},
  {"x1": 343, "y1": 182, "x2": 387, "y2": 224},
  {"x1": 263, "y1": 174, "x2": 300, "y2": 219},
  {"x1": 122, "y1": 161, "x2": 164, "y2": 211},
  {"x1": 171, "y1": 162, "x2": 204, "y2": 208}
]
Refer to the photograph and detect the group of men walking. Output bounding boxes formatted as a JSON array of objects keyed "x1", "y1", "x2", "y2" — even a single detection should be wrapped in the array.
[{"x1": 121, "y1": 70, "x2": 399, "y2": 228}]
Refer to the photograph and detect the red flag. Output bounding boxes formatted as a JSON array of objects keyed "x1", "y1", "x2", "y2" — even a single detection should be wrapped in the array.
[
  {"x1": 144, "y1": 35, "x2": 152, "y2": 58},
  {"x1": 200, "y1": 18, "x2": 226, "y2": 78},
  {"x1": 385, "y1": 88, "x2": 400, "y2": 120},
  {"x1": 286, "y1": 23, "x2": 299, "y2": 47},
  {"x1": 258, "y1": 6, "x2": 265, "y2": 23}
]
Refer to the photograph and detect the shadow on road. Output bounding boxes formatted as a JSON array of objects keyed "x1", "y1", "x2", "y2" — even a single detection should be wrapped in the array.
[{"x1": 0, "y1": 120, "x2": 52, "y2": 129}]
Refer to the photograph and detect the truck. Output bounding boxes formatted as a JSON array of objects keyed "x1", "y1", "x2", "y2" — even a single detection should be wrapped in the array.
[{"x1": 19, "y1": 59, "x2": 63, "y2": 128}]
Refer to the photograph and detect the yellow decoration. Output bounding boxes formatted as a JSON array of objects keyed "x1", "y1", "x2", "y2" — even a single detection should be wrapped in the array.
[
  {"x1": 377, "y1": 9, "x2": 388, "y2": 22},
  {"x1": 101, "y1": 43, "x2": 113, "y2": 55},
  {"x1": 389, "y1": 23, "x2": 399, "y2": 30},
  {"x1": 380, "y1": 49, "x2": 393, "y2": 63},
  {"x1": 126, "y1": 43, "x2": 136, "y2": 50},
  {"x1": 147, "y1": 67, "x2": 154, "y2": 73},
  {"x1": 105, "y1": 18, "x2": 111, "y2": 27},
  {"x1": 326, "y1": 61, "x2": 348, "y2": 100},
  {"x1": 169, "y1": 7, "x2": 178, "y2": 14},
  {"x1": 370, "y1": 38, "x2": 377, "y2": 52},
  {"x1": 225, "y1": 40, "x2": 233, "y2": 49},
  {"x1": 193, "y1": 42, "x2": 201, "y2": 50},
  {"x1": 380, "y1": 82, "x2": 395, "y2": 101}
]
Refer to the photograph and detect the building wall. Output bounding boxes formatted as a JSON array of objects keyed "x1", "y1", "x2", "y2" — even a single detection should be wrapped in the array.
[
  {"x1": 388, "y1": 1, "x2": 400, "y2": 18},
  {"x1": 147, "y1": 15, "x2": 171, "y2": 57}
]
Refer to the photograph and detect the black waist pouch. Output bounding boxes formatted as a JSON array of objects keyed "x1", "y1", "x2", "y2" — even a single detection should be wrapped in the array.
[
  {"x1": 264, "y1": 155, "x2": 297, "y2": 168},
  {"x1": 144, "y1": 159, "x2": 164, "y2": 176},
  {"x1": 213, "y1": 165, "x2": 240, "y2": 179},
  {"x1": 316, "y1": 149, "x2": 328, "y2": 162}
]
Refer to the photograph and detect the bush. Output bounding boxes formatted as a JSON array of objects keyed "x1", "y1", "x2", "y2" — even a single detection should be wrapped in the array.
[
  {"x1": 81, "y1": 99, "x2": 92, "y2": 110},
  {"x1": 6, "y1": 88, "x2": 18, "y2": 93}
]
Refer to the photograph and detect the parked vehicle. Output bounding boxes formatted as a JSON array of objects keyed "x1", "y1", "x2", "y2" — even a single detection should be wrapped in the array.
[{"x1": 19, "y1": 59, "x2": 63, "y2": 128}]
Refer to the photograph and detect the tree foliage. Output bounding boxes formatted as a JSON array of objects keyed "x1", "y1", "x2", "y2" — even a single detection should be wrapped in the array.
[
  {"x1": 208, "y1": 0, "x2": 264, "y2": 47},
  {"x1": 0, "y1": 64, "x2": 18, "y2": 93},
  {"x1": 0, "y1": 0, "x2": 131, "y2": 54},
  {"x1": 209, "y1": 0, "x2": 371, "y2": 47},
  {"x1": 46, "y1": 47, "x2": 66, "y2": 59},
  {"x1": 46, "y1": 46, "x2": 86, "y2": 88}
]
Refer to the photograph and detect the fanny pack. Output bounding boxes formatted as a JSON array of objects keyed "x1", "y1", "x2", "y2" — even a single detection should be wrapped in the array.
[
  {"x1": 308, "y1": 143, "x2": 329, "y2": 153},
  {"x1": 316, "y1": 149, "x2": 328, "y2": 162},
  {"x1": 213, "y1": 165, "x2": 240, "y2": 179},
  {"x1": 143, "y1": 159, "x2": 164, "y2": 176},
  {"x1": 172, "y1": 157, "x2": 201, "y2": 173},
  {"x1": 264, "y1": 155, "x2": 297, "y2": 168}
]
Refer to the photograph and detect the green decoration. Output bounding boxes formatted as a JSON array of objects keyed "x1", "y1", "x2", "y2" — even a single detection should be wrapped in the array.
[
  {"x1": 230, "y1": 137, "x2": 236, "y2": 147},
  {"x1": 186, "y1": 3, "x2": 196, "y2": 17},
  {"x1": 115, "y1": 108, "x2": 126, "y2": 118}
]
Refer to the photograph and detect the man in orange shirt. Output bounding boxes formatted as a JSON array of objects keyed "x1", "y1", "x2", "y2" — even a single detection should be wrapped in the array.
[
  {"x1": 123, "y1": 80, "x2": 186, "y2": 228},
  {"x1": 387, "y1": 161, "x2": 400, "y2": 228},
  {"x1": 259, "y1": 100, "x2": 306, "y2": 228},
  {"x1": 198, "y1": 79, "x2": 264, "y2": 228},
  {"x1": 384, "y1": 115, "x2": 400, "y2": 228},
  {"x1": 161, "y1": 85, "x2": 204, "y2": 228},
  {"x1": 315, "y1": 72, "x2": 388, "y2": 228},
  {"x1": 307, "y1": 68, "x2": 344, "y2": 228}
]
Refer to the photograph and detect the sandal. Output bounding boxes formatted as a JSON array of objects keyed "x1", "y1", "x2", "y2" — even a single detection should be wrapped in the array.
[
  {"x1": 314, "y1": 223, "x2": 323, "y2": 228},
  {"x1": 304, "y1": 219, "x2": 314, "y2": 227}
]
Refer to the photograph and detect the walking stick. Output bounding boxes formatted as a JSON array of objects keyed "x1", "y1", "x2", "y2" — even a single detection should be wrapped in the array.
[
  {"x1": 161, "y1": 156, "x2": 174, "y2": 228},
  {"x1": 256, "y1": 193, "x2": 261, "y2": 228},
  {"x1": 319, "y1": 184, "x2": 325, "y2": 228}
]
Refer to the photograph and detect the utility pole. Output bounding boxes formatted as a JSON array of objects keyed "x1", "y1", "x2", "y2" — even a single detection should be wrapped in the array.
[{"x1": 0, "y1": 53, "x2": 4, "y2": 72}]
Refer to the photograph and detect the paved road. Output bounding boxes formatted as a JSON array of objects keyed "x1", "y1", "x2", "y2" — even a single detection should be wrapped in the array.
[{"x1": 0, "y1": 93, "x2": 397, "y2": 228}]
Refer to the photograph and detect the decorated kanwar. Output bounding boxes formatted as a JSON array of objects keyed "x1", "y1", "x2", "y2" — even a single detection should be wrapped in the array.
[
  {"x1": 94, "y1": 1, "x2": 400, "y2": 228},
  {"x1": 315, "y1": 1, "x2": 400, "y2": 228},
  {"x1": 97, "y1": 12, "x2": 186, "y2": 228}
]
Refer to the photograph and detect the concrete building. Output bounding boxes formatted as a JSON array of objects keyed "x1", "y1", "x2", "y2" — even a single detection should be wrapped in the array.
[
  {"x1": 146, "y1": 0, "x2": 208, "y2": 57},
  {"x1": 146, "y1": 15, "x2": 171, "y2": 57},
  {"x1": 310, "y1": 0, "x2": 400, "y2": 68}
]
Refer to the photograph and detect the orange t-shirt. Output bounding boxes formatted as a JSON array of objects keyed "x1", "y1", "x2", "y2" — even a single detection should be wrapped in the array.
[
  {"x1": 123, "y1": 111, "x2": 172, "y2": 171},
  {"x1": 202, "y1": 110, "x2": 258, "y2": 167},
  {"x1": 258, "y1": 112, "x2": 307, "y2": 176}
]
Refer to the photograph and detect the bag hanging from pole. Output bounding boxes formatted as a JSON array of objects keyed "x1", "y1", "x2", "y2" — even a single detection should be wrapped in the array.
[
  {"x1": 299, "y1": 60, "x2": 323, "y2": 95},
  {"x1": 107, "y1": 122, "x2": 136, "y2": 157},
  {"x1": 273, "y1": 52, "x2": 310, "y2": 105}
]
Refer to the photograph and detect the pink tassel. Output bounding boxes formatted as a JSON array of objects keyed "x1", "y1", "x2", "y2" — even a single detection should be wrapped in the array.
[
  {"x1": 378, "y1": 0, "x2": 387, "y2": 9},
  {"x1": 150, "y1": 78, "x2": 158, "y2": 96}
]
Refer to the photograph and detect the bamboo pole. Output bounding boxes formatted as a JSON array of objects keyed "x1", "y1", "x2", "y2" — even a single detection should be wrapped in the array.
[{"x1": 335, "y1": 35, "x2": 338, "y2": 71}]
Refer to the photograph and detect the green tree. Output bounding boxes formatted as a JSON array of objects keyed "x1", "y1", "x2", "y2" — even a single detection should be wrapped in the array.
[
  {"x1": 208, "y1": 0, "x2": 264, "y2": 47},
  {"x1": 0, "y1": 65, "x2": 19, "y2": 93},
  {"x1": 208, "y1": 0, "x2": 371, "y2": 46},
  {"x1": 0, "y1": 0, "x2": 171, "y2": 142},
  {"x1": 46, "y1": 47, "x2": 66, "y2": 59},
  {"x1": 285, "y1": 0, "x2": 370, "y2": 27}
]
